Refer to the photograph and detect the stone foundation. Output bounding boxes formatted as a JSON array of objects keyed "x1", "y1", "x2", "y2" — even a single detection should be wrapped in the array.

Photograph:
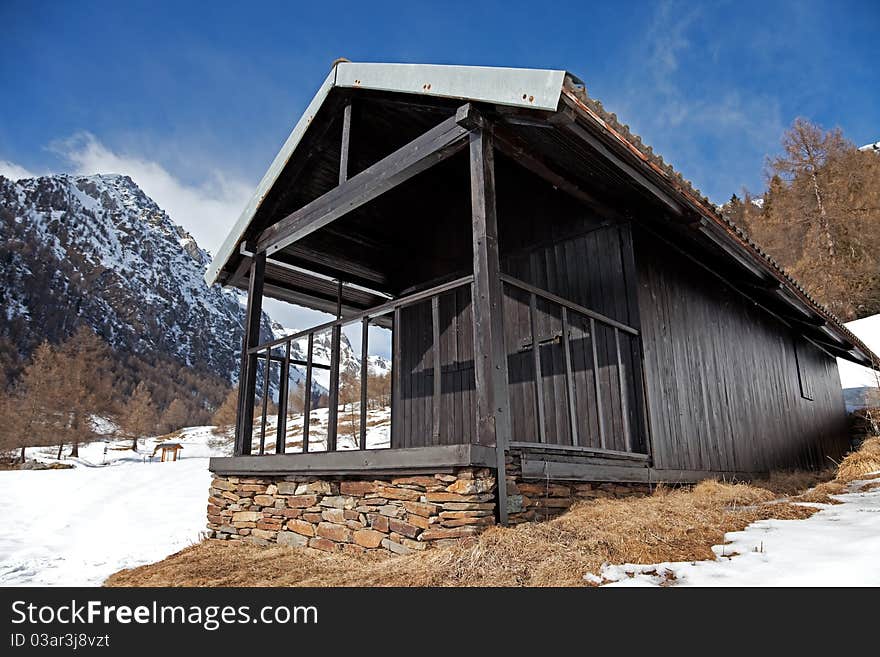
[
  {"x1": 206, "y1": 467, "x2": 497, "y2": 554},
  {"x1": 505, "y1": 451, "x2": 652, "y2": 524}
]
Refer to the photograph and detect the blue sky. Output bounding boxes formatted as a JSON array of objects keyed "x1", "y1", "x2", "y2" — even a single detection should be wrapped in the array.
[{"x1": 2, "y1": 0, "x2": 878, "y2": 341}]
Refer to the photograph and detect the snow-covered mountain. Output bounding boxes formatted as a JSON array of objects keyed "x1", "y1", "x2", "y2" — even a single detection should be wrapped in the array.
[
  {"x1": 0, "y1": 173, "x2": 274, "y2": 384},
  {"x1": 270, "y1": 321, "x2": 391, "y2": 393},
  {"x1": 858, "y1": 141, "x2": 879, "y2": 154}
]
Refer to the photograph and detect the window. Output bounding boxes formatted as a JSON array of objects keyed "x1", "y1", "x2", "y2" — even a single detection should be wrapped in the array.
[{"x1": 794, "y1": 337, "x2": 814, "y2": 401}]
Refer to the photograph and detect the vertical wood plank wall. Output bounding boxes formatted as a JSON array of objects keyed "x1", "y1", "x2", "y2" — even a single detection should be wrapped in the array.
[
  {"x1": 634, "y1": 231, "x2": 849, "y2": 473},
  {"x1": 501, "y1": 223, "x2": 643, "y2": 452}
]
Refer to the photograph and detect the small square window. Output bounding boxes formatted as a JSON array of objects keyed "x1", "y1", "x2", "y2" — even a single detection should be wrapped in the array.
[{"x1": 794, "y1": 338, "x2": 813, "y2": 401}]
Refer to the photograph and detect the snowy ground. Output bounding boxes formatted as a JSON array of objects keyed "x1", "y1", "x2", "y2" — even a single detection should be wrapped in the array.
[
  {"x1": 0, "y1": 405, "x2": 390, "y2": 587},
  {"x1": 591, "y1": 477, "x2": 880, "y2": 587}
]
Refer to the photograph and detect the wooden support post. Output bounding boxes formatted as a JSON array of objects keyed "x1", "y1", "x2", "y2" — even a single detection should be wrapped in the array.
[
  {"x1": 431, "y1": 295, "x2": 442, "y2": 441},
  {"x1": 359, "y1": 316, "x2": 369, "y2": 450},
  {"x1": 302, "y1": 333, "x2": 313, "y2": 453},
  {"x1": 235, "y1": 252, "x2": 265, "y2": 456},
  {"x1": 469, "y1": 128, "x2": 511, "y2": 525},
  {"x1": 259, "y1": 348, "x2": 271, "y2": 455},
  {"x1": 590, "y1": 317, "x2": 607, "y2": 449},
  {"x1": 561, "y1": 307, "x2": 580, "y2": 447},
  {"x1": 327, "y1": 281, "x2": 343, "y2": 451},
  {"x1": 276, "y1": 340, "x2": 290, "y2": 454},
  {"x1": 528, "y1": 292, "x2": 547, "y2": 443},
  {"x1": 391, "y1": 307, "x2": 402, "y2": 448},
  {"x1": 339, "y1": 103, "x2": 352, "y2": 185},
  {"x1": 614, "y1": 328, "x2": 633, "y2": 452}
]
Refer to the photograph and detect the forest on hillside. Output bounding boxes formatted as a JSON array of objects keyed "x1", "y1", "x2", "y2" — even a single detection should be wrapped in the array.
[{"x1": 723, "y1": 119, "x2": 880, "y2": 321}]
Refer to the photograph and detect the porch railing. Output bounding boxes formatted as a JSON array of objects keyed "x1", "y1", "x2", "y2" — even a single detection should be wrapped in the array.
[
  {"x1": 500, "y1": 273, "x2": 644, "y2": 454},
  {"x1": 243, "y1": 274, "x2": 475, "y2": 456}
]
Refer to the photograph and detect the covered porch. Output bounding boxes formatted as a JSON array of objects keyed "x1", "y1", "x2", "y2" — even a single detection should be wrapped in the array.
[{"x1": 208, "y1": 65, "x2": 657, "y2": 525}]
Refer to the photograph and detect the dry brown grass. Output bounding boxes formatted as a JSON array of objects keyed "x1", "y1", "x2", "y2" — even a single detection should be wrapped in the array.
[
  {"x1": 105, "y1": 435, "x2": 880, "y2": 588},
  {"x1": 837, "y1": 437, "x2": 880, "y2": 482},
  {"x1": 106, "y1": 479, "x2": 815, "y2": 588}
]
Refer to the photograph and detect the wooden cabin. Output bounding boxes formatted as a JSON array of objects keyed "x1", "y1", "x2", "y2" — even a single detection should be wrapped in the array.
[{"x1": 204, "y1": 63, "x2": 877, "y2": 543}]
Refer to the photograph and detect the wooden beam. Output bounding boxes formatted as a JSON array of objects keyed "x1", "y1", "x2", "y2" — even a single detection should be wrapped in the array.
[
  {"x1": 256, "y1": 104, "x2": 476, "y2": 256},
  {"x1": 339, "y1": 103, "x2": 352, "y2": 185},
  {"x1": 589, "y1": 317, "x2": 607, "y2": 450},
  {"x1": 469, "y1": 128, "x2": 511, "y2": 525},
  {"x1": 359, "y1": 316, "x2": 369, "y2": 450},
  {"x1": 276, "y1": 340, "x2": 290, "y2": 454},
  {"x1": 235, "y1": 252, "x2": 266, "y2": 456},
  {"x1": 614, "y1": 328, "x2": 633, "y2": 452},
  {"x1": 528, "y1": 293, "x2": 547, "y2": 443},
  {"x1": 560, "y1": 307, "x2": 580, "y2": 448},
  {"x1": 327, "y1": 280, "x2": 343, "y2": 452},
  {"x1": 391, "y1": 307, "x2": 402, "y2": 448},
  {"x1": 492, "y1": 126, "x2": 624, "y2": 221},
  {"x1": 432, "y1": 295, "x2": 442, "y2": 441}
]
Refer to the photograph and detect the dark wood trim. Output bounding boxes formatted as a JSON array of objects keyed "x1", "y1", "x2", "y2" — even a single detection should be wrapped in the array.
[
  {"x1": 509, "y1": 442, "x2": 649, "y2": 462},
  {"x1": 528, "y1": 292, "x2": 547, "y2": 443},
  {"x1": 302, "y1": 332, "x2": 313, "y2": 453},
  {"x1": 560, "y1": 307, "x2": 580, "y2": 447},
  {"x1": 391, "y1": 307, "x2": 402, "y2": 448},
  {"x1": 259, "y1": 347, "x2": 271, "y2": 455},
  {"x1": 431, "y1": 295, "x2": 441, "y2": 441},
  {"x1": 589, "y1": 317, "x2": 607, "y2": 449},
  {"x1": 327, "y1": 281, "x2": 343, "y2": 452},
  {"x1": 210, "y1": 444, "x2": 497, "y2": 476},
  {"x1": 359, "y1": 316, "x2": 369, "y2": 450},
  {"x1": 469, "y1": 128, "x2": 511, "y2": 525},
  {"x1": 276, "y1": 340, "x2": 290, "y2": 454},
  {"x1": 520, "y1": 456, "x2": 765, "y2": 484},
  {"x1": 614, "y1": 328, "x2": 633, "y2": 452},
  {"x1": 256, "y1": 105, "x2": 476, "y2": 256},
  {"x1": 235, "y1": 252, "x2": 266, "y2": 456}
]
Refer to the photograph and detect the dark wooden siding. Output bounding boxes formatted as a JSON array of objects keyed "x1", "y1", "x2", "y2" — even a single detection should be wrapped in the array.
[
  {"x1": 501, "y1": 224, "x2": 645, "y2": 452},
  {"x1": 392, "y1": 286, "x2": 475, "y2": 448},
  {"x1": 635, "y1": 232, "x2": 848, "y2": 473}
]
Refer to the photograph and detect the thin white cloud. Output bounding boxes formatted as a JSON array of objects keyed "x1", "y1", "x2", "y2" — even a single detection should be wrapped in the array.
[
  {"x1": 51, "y1": 132, "x2": 253, "y2": 255},
  {"x1": 0, "y1": 160, "x2": 39, "y2": 181}
]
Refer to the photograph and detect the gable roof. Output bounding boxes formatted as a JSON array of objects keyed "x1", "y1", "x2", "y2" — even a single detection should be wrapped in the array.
[{"x1": 206, "y1": 61, "x2": 878, "y2": 369}]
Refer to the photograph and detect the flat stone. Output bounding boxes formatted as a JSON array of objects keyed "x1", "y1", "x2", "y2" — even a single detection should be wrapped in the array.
[
  {"x1": 238, "y1": 484, "x2": 266, "y2": 493},
  {"x1": 286, "y1": 495, "x2": 318, "y2": 508},
  {"x1": 446, "y1": 476, "x2": 495, "y2": 495},
  {"x1": 426, "y1": 492, "x2": 494, "y2": 503},
  {"x1": 378, "y1": 505, "x2": 403, "y2": 517},
  {"x1": 253, "y1": 495, "x2": 275, "y2": 506},
  {"x1": 434, "y1": 474, "x2": 457, "y2": 483},
  {"x1": 388, "y1": 518, "x2": 420, "y2": 539},
  {"x1": 279, "y1": 508, "x2": 302, "y2": 518},
  {"x1": 211, "y1": 478, "x2": 236, "y2": 491},
  {"x1": 322, "y1": 508, "x2": 346, "y2": 524},
  {"x1": 406, "y1": 514, "x2": 430, "y2": 530},
  {"x1": 352, "y1": 529, "x2": 385, "y2": 548},
  {"x1": 439, "y1": 510, "x2": 493, "y2": 519},
  {"x1": 391, "y1": 476, "x2": 438, "y2": 488},
  {"x1": 342, "y1": 543, "x2": 367, "y2": 556},
  {"x1": 368, "y1": 514, "x2": 390, "y2": 533},
  {"x1": 320, "y1": 495, "x2": 356, "y2": 509},
  {"x1": 400, "y1": 537, "x2": 427, "y2": 551},
  {"x1": 340, "y1": 480, "x2": 377, "y2": 495},
  {"x1": 285, "y1": 519, "x2": 316, "y2": 536},
  {"x1": 276, "y1": 482, "x2": 300, "y2": 495},
  {"x1": 439, "y1": 502, "x2": 496, "y2": 511},
  {"x1": 308, "y1": 537, "x2": 336, "y2": 552},
  {"x1": 316, "y1": 522, "x2": 352, "y2": 543},
  {"x1": 277, "y1": 531, "x2": 309, "y2": 548},
  {"x1": 302, "y1": 512, "x2": 324, "y2": 523},
  {"x1": 441, "y1": 516, "x2": 496, "y2": 528},
  {"x1": 517, "y1": 482, "x2": 572, "y2": 497},
  {"x1": 244, "y1": 536, "x2": 270, "y2": 547},
  {"x1": 402, "y1": 501, "x2": 439, "y2": 517},
  {"x1": 231, "y1": 511, "x2": 262, "y2": 523},
  {"x1": 220, "y1": 491, "x2": 239, "y2": 501},
  {"x1": 266, "y1": 484, "x2": 278, "y2": 496},
  {"x1": 419, "y1": 526, "x2": 480, "y2": 541},
  {"x1": 256, "y1": 518, "x2": 283, "y2": 531},
  {"x1": 377, "y1": 487, "x2": 421, "y2": 502}
]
